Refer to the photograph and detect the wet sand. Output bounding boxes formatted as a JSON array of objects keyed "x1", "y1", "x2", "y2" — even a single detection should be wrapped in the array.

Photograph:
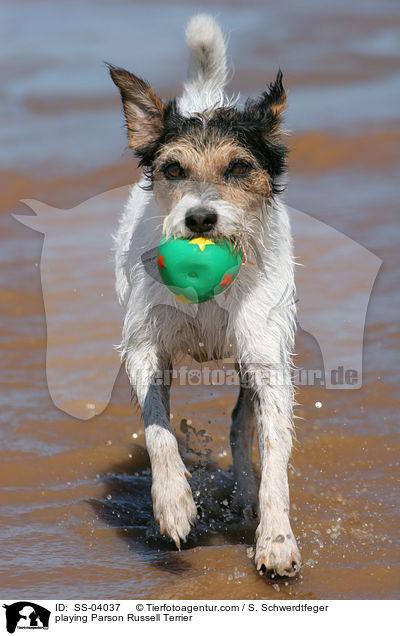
[{"x1": 1, "y1": 0, "x2": 399, "y2": 600}]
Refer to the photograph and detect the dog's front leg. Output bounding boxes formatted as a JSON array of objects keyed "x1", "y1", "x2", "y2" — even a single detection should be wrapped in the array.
[
  {"x1": 252, "y1": 378, "x2": 302, "y2": 577},
  {"x1": 126, "y1": 351, "x2": 197, "y2": 548}
]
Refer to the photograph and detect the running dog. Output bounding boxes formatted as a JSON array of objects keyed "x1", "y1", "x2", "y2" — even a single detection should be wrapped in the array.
[{"x1": 109, "y1": 14, "x2": 301, "y2": 578}]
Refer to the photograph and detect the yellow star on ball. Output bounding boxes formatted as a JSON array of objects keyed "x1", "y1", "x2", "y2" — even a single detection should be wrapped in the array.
[
  {"x1": 188, "y1": 237, "x2": 215, "y2": 252},
  {"x1": 173, "y1": 293, "x2": 193, "y2": 303}
]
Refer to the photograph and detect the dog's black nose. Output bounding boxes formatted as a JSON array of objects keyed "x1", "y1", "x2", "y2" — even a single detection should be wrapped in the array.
[{"x1": 185, "y1": 207, "x2": 217, "y2": 234}]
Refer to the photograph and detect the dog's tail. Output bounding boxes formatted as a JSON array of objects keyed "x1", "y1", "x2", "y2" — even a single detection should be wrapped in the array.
[{"x1": 178, "y1": 14, "x2": 228, "y2": 115}]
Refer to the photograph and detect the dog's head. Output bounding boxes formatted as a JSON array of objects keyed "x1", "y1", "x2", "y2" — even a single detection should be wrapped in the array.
[{"x1": 109, "y1": 65, "x2": 288, "y2": 248}]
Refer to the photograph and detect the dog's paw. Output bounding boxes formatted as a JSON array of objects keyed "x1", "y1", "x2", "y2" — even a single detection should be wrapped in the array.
[
  {"x1": 255, "y1": 528, "x2": 302, "y2": 578},
  {"x1": 152, "y1": 471, "x2": 197, "y2": 549}
]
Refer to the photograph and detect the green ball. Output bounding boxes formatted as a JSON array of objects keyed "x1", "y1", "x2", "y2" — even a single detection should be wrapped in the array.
[{"x1": 158, "y1": 236, "x2": 242, "y2": 303}]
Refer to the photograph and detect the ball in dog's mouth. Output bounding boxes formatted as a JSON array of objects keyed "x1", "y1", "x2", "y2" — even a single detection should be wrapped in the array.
[{"x1": 158, "y1": 236, "x2": 242, "y2": 303}]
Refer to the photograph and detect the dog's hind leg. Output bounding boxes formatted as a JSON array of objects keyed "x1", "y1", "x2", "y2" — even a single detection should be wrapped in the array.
[
  {"x1": 125, "y1": 349, "x2": 197, "y2": 549},
  {"x1": 230, "y1": 382, "x2": 257, "y2": 518}
]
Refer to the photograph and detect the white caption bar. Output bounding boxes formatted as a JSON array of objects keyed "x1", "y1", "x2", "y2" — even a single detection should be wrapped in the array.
[{"x1": 1, "y1": 599, "x2": 396, "y2": 635}]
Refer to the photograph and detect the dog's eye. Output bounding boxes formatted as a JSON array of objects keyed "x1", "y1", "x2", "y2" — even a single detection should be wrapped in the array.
[
  {"x1": 164, "y1": 162, "x2": 185, "y2": 180},
  {"x1": 227, "y1": 160, "x2": 251, "y2": 178}
]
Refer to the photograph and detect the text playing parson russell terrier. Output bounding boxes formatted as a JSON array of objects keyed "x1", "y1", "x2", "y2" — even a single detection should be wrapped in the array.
[{"x1": 109, "y1": 14, "x2": 302, "y2": 577}]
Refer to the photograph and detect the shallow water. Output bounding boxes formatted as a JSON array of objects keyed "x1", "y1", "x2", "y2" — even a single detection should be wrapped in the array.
[{"x1": 1, "y1": 0, "x2": 399, "y2": 599}]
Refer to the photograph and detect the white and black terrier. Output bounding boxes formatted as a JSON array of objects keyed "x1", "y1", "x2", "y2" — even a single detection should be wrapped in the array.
[{"x1": 109, "y1": 14, "x2": 301, "y2": 577}]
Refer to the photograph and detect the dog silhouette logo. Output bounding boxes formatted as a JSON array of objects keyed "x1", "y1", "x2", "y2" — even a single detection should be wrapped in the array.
[
  {"x1": 14, "y1": 190, "x2": 381, "y2": 420},
  {"x1": 3, "y1": 602, "x2": 50, "y2": 633}
]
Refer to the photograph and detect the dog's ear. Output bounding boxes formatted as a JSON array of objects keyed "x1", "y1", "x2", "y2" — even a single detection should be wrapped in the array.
[
  {"x1": 266, "y1": 69, "x2": 287, "y2": 120},
  {"x1": 244, "y1": 69, "x2": 287, "y2": 133},
  {"x1": 108, "y1": 64, "x2": 166, "y2": 151}
]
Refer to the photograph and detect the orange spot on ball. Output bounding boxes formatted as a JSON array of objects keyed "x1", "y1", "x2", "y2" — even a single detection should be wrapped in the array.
[
  {"x1": 158, "y1": 252, "x2": 166, "y2": 269},
  {"x1": 219, "y1": 272, "x2": 234, "y2": 289}
]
